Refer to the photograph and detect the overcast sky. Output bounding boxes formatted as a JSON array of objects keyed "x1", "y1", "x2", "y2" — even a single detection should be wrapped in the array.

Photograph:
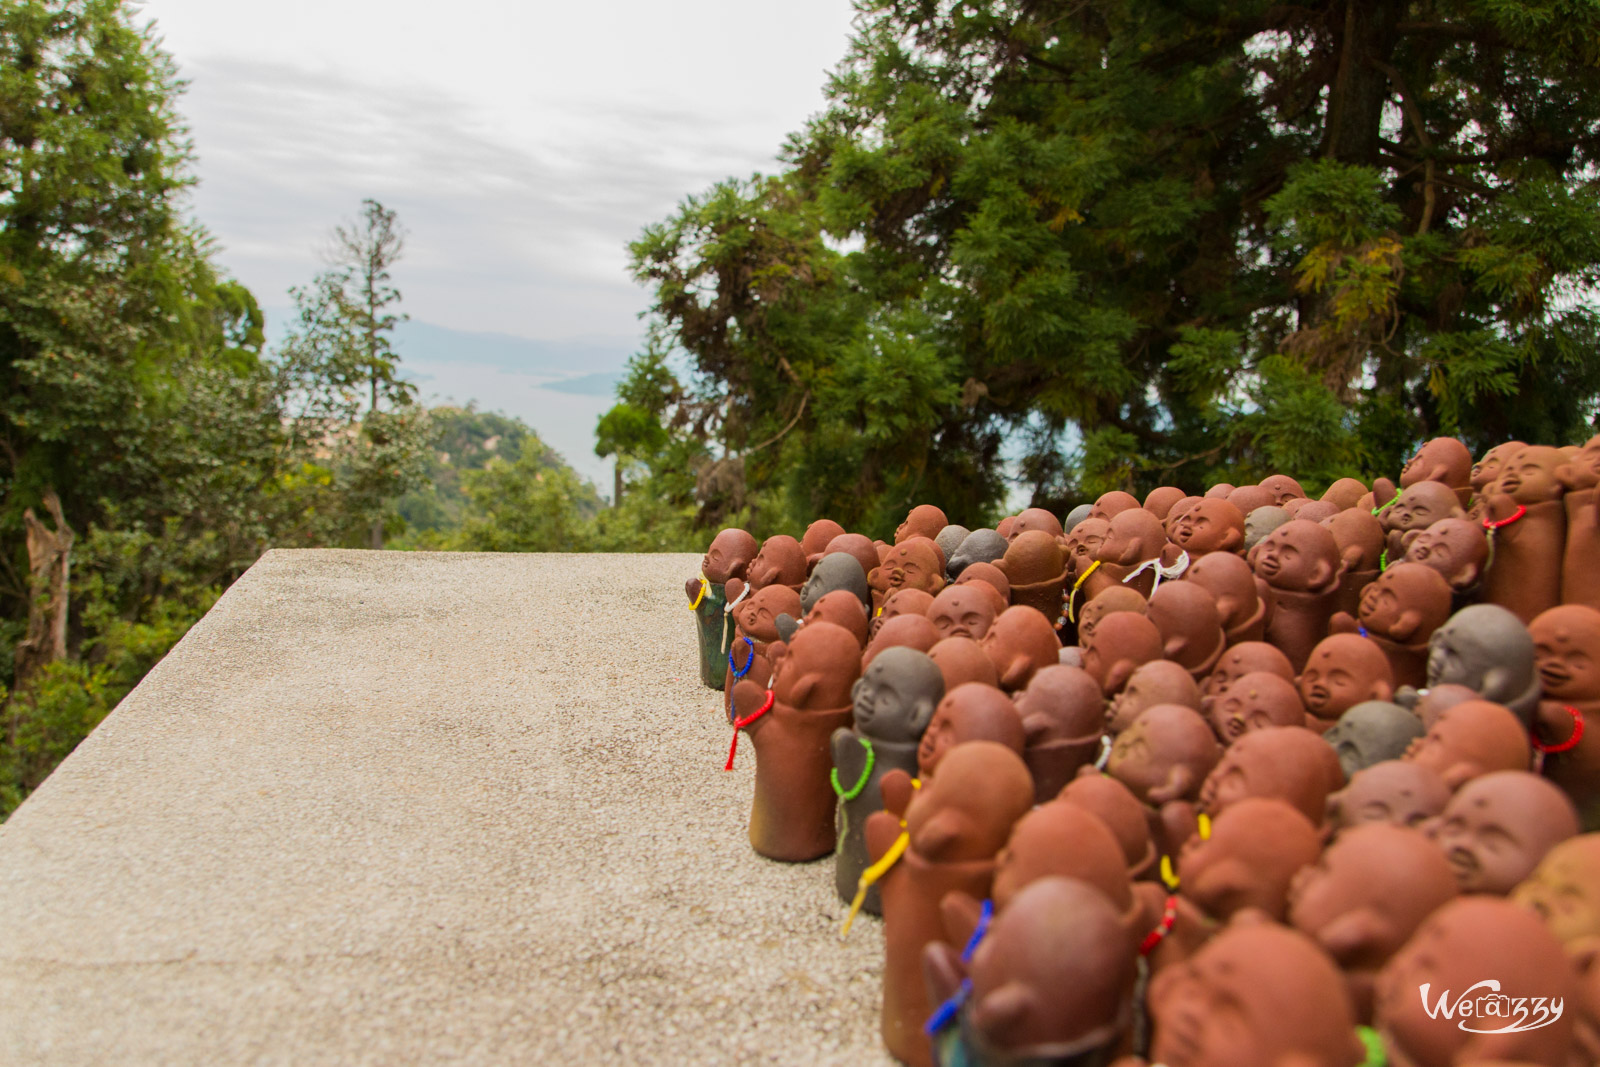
[{"x1": 135, "y1": 0, "x2": 860, "y2": 342}]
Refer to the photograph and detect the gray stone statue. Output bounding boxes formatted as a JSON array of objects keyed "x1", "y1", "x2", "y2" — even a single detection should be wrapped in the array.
[
  {"x1": 1323, "y1": 701, "x2": 1426, "y2": 778},
  {"x1": 832, "y1": 646, "x2": 944, "y2": 914},
  {"x1": 1399, "y1": 603, "x2": 1541, "y2": 725}
]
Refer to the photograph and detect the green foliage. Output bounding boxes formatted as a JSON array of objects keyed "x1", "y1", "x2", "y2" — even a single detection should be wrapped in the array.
[
  {"x1": 452, "y1": 437, "x2": 604, "y2": 553},
  {"x1": 633, "y1": 0, "x2": 1600, "y2": 518}
]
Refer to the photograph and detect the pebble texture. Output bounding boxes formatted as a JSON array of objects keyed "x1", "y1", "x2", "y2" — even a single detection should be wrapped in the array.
[{"x1": 0, "y1": 550, "x2": 891, "y2": 1065}]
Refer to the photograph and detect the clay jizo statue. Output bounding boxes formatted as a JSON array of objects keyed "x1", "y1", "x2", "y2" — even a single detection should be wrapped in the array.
[{"x1": 1426, "y1": 770, "x2": 1580, "y2": 895}]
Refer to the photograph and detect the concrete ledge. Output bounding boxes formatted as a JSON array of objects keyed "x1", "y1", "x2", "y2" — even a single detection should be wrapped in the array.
[{"x1": 0, "y1": 550, "x2": 889, "y2": 1065}]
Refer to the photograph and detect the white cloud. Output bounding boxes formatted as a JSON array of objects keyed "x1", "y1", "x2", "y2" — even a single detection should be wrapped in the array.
[{"x1": 139, "y1": 0, "x2": 858, "y2": 340}]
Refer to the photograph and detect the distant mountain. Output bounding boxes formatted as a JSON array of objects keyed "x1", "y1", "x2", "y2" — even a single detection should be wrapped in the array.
[
  {"x1": 542, "y1": 372, "x2": 625, "y2": 397},
  {"x1": 259, "y1": 310, "x2": 638, "y2": 492}
]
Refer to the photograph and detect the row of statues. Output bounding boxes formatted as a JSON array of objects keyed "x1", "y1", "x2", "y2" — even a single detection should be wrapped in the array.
[{"x1": 684, "y1": 432, "x2": 1600, "y2": 1067}]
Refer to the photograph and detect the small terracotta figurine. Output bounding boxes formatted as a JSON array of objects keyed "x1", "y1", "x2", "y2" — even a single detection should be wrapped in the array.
[
  {"x1": 1208, "y1": 671, "x2": 1306, "y2": 743},
  {"x1": 1147, "y1": 580, "x2": 1227, "y2": 679},
  {"x1": 1008, "y1": 507, "x2": 1064, "y2": 542},
  {"x1": 729, "y1": 620, "x2": 860, "y2": 861},
  {"x1": 1260, "y1": 473, "x2": 1307, "y2": 505},
  {"x1": 1228, "y1": 484, "x2": 1276, "y2": 517},
  {"x1": 872, "y1": 587, "x2": 937, "y2": 640},
  {"x1": 1107, "y1": 703, "x2": 1220, "y2": 814},
  {"x1": 688, "y1": 527, "x2": 758, "y2": 688},
  {"x1": 725, "y1": 583, "x2": 802, "y2": 694},
  {"x1": 1080, "y1": 611, "x2": 1165, "y2": 697},
  {"x1": 801, "y1": 518, "x2": 847, "y2": 570},
  {"x1": 1322, "y1": 701, "x2": 1425, "y2": 777},
  {"x1": 918, "y1": 682, "x2": 1027, "y2": 779},
  {"x1": 1322, "y1": 476, "x2": 1370, "y2": 510},
  {"x1": 1177, "y1": 796, "x2": 1321, "y2": 922},
  {"x1": 1095, "y1": 508, "x2": 1186, "y2": 598},
  {"x1": 1325, "y1": 760, "x2": 1452, "y2": 837},
  {"x1": 953, "y1": 561, "x2": 1011, "y2": 614},
  {"x1": 1378, "y1": 480, "x2": 1466, "y2": 564},
  {"x1": 742, "y1": 534, "x2": 808, "y2": 593},
  {"x1": 865, "y1": 743, "x2": 1035, "y2": 1067},
  {"x1": 869, "y1": 537, "x2": 947, "y2": 611},
  {"x1": 1145, "y1": 920, "x2": 1365, "y2": 1067},
  {"x1": 1558, "y1": 433, "x2": 1600, "y2": 610},
  {"x1": 928, "y1": 636, "x2": 1000, "y2": 692},
  {"x1": 1528, "y1": 604, "x2": 1600, "y2": 830},
  {"x1": 1427, "y1": 770, "x2": 1580, "y2": 894},
  {"x1": 1089, "y1": 491, "x2": 1141, "y2": 521},
  {"x1": 1012, "y1": 665, "x2": 1107, "y2": 803},
  {"x1": 1072, "y1": 586, "x2": 1146, "y2": 646},
  {"x1": 1512, "y1": 833, "x2": 1600, "y2": 953},
  {"x1": 1320, "y1": 507, "x2": 1384, "y2": 620},
  {"x1": 1063, "y1": 518, "x2": 1118, "y2": 605},
  {"x1": 1204, "y1": 482, "x2": 1236, "y2": 499},
  {"x1": 1198, "y1": 725, "x2": 1344, "y2": 826},
  {"x1": 1107, "y1": 659, "x2": 1204, "y2": 735},
  {"x1": 1411, "y1": 603, "x2": 1541, "y2": 725},
  {"x1": 1288, "y1": 823, "x2": 1459, "y2": 1022},
  {"x1": 833, "y1": 646, "x2": 944, "y2": 912},
  {"x1": 1058, "y1": 773, "x2": 1159, "y2": 880},
  {"x1": 1403, "y1": 699, "x2": 1531, "y2": 790},
  {"x1": 778, "y1": 587, "x2": 869, "y2": 647},
  {"x1": 1397, "y1": 435, "x2": 1474, "y2": 508},
  {"x1": 948, "y1": 529, "x2": 1009, "y2": 578},
  {"x1": 1144, "y1": 485, "x2": 1188, "y2": 520},
  {"x1": 1375, "y1": 897, "x2": 1579, "y2": 1067},
  {"x1": 923, "y1": 877, "x2": 1137, "y2": 1067},
  {"x1": 1183, "y1": 550, "x2": 1271, "y2": 646},
  {"x1": 1471, "y1": 440, "x2": 1525, "y2": 502},
  {"x1": 1481, "y1": 444, "x2": 1569, "y2": 624},
  {"x1": 897, "y1": 504, "x2": 950, "y2": 545},
  {"x1": 1331, "y1": 561, "x2": 1454, "y2": 687},
  {"x1": 995, "y1": 531, "x2": 1069, "y2": 621},
  {"x1": 1249, "y1": 519, "x2": 1347, "y2": 670},
  {"x1": 979, "y1": 606, "x2": 1062, "y2": 693},
  {"x1": 1291, "y1": 498, "x2": 1340, "y2": 523},
  {"x1": 862, "y1": 611, "x2": 942, "y2": 671},
  {"x1": 1168, "y1": 498, "x2": 1246, "y2": 556},
  {"x1": 1296, "y1": 634, "x2": 1396, "y2": 728},
  {"x1": 1410, "y1": 681, "x2": 1480, "y2": 729},
  {"x1": 1198, "y1": 641, "x2": 1295, "y2": 713}
]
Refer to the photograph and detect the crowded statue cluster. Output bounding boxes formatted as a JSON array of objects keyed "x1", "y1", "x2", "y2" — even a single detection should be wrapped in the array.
[{"x1": 684, "y1": 434, "x2": 1600, "y2": 1067}]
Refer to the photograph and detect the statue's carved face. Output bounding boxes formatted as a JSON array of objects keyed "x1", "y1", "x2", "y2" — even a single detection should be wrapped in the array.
[
  {"x1": 1529, "y1": 605, "x2": 1600, "y2": 702},
  {"x1": 926, "y1": 585, "x2": 996, "y2": 642}
]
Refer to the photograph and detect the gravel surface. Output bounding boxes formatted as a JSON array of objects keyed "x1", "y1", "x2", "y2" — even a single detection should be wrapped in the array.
[{"x1": 0, "y1": 550, "x2": 892, "y2": 1065}]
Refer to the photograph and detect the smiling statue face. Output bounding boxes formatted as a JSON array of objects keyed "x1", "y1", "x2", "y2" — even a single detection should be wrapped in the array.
[
  {"x1": 1250, "y1": 520, "x2": 1337, "y2": 593},
  {"x1": 1381, "y1": 481, "x2": 1462, "y2": 536},
  {"x1": 1146, "y1": 924, "x2": 1362, "y2": 1067},
  {"x1": 1496, "y1": 445, "x2": 1567, "y2": 505},
  {"x1": 1209, "y1": 671, "x2": 1304, "y2": 743},
  {"x1": 849, "y1": 646, "x2": 943, "y2": 744},
  {"x1": 926, "y1": 584, "x2": 997, "y2": 642},
  {"x1": 1426, "y1": 771, "x2": 1579, "y2": 895},
  {"x1": 1297, "y1": 635, "x2": 1391, "y2": 719},
  {"x1": 1169, "y1": 498, "x2": 1245, "y2": 554},
  {"x1": 701, "y1": 528, "x2": 758, "y2": 584},
  {"x1": 1512, "y1": 835, "x2": 1600, "y2": 948},
  {"x1": 1326, "y1": 761, "x2": 1451, "y2": 836},
  {"x1": 1529, "y1": 604, "x2": 1600, "y2": 703},
  {"x1": 1471, "y1": 441, "x2": 1523, "y2": 493},
  {"x1": 1401, "y1": 518, "x2": 1488, "y2": 591}
]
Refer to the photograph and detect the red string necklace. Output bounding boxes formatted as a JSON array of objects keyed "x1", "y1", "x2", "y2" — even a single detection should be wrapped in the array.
[
  {"x1": 725, "y1": 690, "x2": 775, "y2": 770},
  {"x1": 1532, "y1": 705, "x2": 1585, "y2": 755}
]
